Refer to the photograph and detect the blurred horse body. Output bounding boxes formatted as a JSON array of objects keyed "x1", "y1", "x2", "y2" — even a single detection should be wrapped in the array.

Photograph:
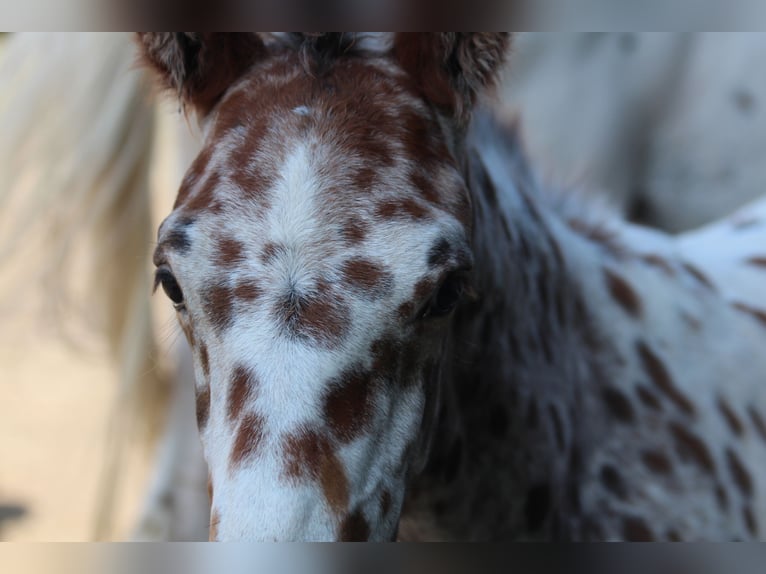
[{"x1": 504, "y1": 33, "x2": 766, "y2": 232}]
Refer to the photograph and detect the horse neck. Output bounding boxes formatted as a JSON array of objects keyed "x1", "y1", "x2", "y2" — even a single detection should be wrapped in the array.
[{"x1": 404, "y1": 113, "x2": 626, "y2": 540}]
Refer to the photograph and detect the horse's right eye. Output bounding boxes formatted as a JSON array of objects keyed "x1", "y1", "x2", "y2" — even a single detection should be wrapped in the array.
[
  {"x1": 419, "y1": 273, "x2": 468, "y2": 320},
  {"x1": 154, "y1": 267, "x2": 185, "y2": 307}
]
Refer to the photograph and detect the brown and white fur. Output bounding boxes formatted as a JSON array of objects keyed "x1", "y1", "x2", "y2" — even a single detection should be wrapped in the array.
[{"x1": 136, "y1": 33, "x2": 766, "y2": 541}]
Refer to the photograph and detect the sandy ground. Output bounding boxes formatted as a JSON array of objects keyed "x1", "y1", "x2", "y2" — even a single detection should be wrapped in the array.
[
  {"x1": 0, "y1": 143, "x2": 181, "y2": 541},
  {"x1": 0, "y1": 316, "x2": 151, "y2": 541}
]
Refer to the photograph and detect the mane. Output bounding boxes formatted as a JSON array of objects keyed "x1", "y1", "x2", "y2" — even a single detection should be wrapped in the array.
[{"x1": 471, "y1": 107, "x2": 629, "y2": 256}]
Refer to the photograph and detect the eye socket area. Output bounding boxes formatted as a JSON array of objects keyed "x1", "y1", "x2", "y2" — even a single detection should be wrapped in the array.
[
  {"x1": 154, "y1": 266, "x2": 185, "y2": 309},
  {"x1": 418, "y1": 270, "x2": 471, "y2": 320}
]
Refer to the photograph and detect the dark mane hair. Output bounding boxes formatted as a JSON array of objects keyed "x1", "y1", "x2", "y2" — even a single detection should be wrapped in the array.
[{"x1": 288, "y1": 33, "x2": 366, "y2": 76}]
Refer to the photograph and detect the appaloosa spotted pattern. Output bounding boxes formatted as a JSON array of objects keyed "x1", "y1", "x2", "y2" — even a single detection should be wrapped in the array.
[{"x1": 140, "y1": 33, "x2": 766, "y2": 541}]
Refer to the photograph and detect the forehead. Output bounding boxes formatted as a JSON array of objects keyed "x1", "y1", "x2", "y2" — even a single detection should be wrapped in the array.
[
  {"x1": 156, "y1": 53, "x2": 470, "y2": 270},
  {"x1": 174, "y1": 53, "x2": 465, "y2": 211}
]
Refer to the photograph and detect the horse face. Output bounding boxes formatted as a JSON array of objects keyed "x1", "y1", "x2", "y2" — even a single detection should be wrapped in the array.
[{"x1": 144, "y1": 33, "x2": 508, "y2": 541}]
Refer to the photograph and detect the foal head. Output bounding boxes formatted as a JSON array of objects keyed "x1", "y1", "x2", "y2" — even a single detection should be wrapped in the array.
[{"x1": 139, "y1": 32, "x2": 509, "y2": 541}]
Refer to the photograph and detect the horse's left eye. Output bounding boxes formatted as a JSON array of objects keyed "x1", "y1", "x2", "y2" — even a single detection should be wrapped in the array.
[
  {"x1": 423, "y1": 274, "x2": 466, "y2": 319},
  {"x1": 154, "y1": 267, "x2": 185, "y2": 307}
]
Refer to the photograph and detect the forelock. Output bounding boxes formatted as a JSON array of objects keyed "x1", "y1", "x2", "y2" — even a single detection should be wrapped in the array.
[{"x1": 261, "y1": 33, "x2": 394, "y2": 77}]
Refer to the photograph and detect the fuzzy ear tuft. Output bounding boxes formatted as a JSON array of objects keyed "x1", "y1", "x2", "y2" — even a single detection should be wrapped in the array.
[
  {"x1": 393, "y1": 33, "x2": 511, "y2": 125},
  {"x1": 135, "y1": 33, "x2": 266, "y2": 117}
]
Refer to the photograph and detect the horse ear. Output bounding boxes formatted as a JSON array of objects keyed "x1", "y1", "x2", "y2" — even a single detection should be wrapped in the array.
[
  {"x1": 393, "y1": 33, "x2": 511, "y2": 125},
  {"x1": 135, "y1": 33, "x2": 266, "y2": 117}
]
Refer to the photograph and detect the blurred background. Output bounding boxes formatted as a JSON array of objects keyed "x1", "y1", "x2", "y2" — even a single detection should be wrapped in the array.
[
  {"x1": 1, "y1": 32, "x2": 765, "y2": 541},
  {"x1": 0, "y1": 32, "x2": 184, "y2": 541}
]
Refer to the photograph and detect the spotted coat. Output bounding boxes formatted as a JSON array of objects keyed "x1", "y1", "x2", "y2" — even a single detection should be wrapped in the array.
[{"x1": 139, "y1": 33, "x2": 766, "y2": 541}]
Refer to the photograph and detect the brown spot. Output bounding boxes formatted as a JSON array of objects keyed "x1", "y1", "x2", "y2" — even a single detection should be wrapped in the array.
[
  {"x1": 717, "y1": 397, "x2": 745, "y2": 437},
  {"x1": 227, "y1": 366, "x2": 257, "y2": 423},
  {"x1": 604, "y1": 269, "x2": 642, "y2": 318},
  {"x1": 726, "y1": 448, "x2": 754, "y2": 497},
  {"x1": 196, "y1": 386, "x2": 211, "y2": 430},
  {"x1": 203, "y1": 284, "x2": 235, "y2": 332},
  {"x1": 745, "y1": 256, "x2": 766, "y2": 268},
  {"x1": 180, "y1": 321, "x2": 197, "y2": 351},
  {"x1": 339, "y1": 509, "x2": 370, "y2": 541},
  {"x1": 180, "y1": 319, "x2": 196, "y2": 349},
  {"x1": 199, "y1": 344, "x2": 210, "y2": 378},
  {"x1": 375, "y1": 197, "x2": 429, "y2": 220},
  {"x1": 209, "y1": 509, "x2": 220, "y2": 541},
  {"x1": 176, "y1": 146, "x2": 213, "y2": 206},
  {"x1": 568, "y1": 218, "x2": 625, "y2": 258},
  {"x1": 636, "y1": 341, "x2": 695, "y2": 416},
  {"x1": 640, "y1": 254, "x2": 675, "y2": 276},
  {"x1": 181, "y1": 171, "x2": 226, "y2": 215},
  {"x1": 601, "y1": 387, "x2": 635, "y2": 423},
  {"x1": 352, "y1": 166, "x2": 377, "y2": 192},
  {"x1": 275, "y1": 281, "x2": 351, "y2": 348},
  {"x1": 380, "y1": 490, "x2": 392, "y2": 517},
  {"x1": 340, "y1": 258, "x2": 393, "y2": 298},
  {"x1": 524, "y1": 483, "x2": 551, "y2": 531},
  {"x1": 342, "y1": 218, "x2": 368, "y2": 244},
  {"x1": 411, "y1": 170, "x2": 441, "y2": 205},
  {"x1": 398, "y1": 104, "x2": 450, "y2": 168},
  {"x1": 732, "y1": 301, "x2": 766, "y2": 328},
  {"x1": 681, "y1": 262, "x2": 717, "y2": 291},
  {"x1": 636, "y1": 385, "x2": 662, "y2": 412},
  {"x1": 207, "y1": 476, "x2": 213, "y2": 502},
  {"x1": 217, "y1": 236, "x2": 246, "y2": 267},
  {"x1": 230, "y1": 159, "x2": 276, "y2": 208},
  {"x1": 413, "y1": 277, "x2": 436, "y2": 304},
  {"x1": 600, "y1": 465, "x2": 628, "y2": 500},
  {"x1": 669, "y1": 422, "x2": 715, "y2": 474},
  {"x1": 641, "y1": 450, "x2": 673, "y2": 475},
  {"x1": 229, "y1": 413, "x2": 266, "y2": 470},
  {"x1": 233, "y1": 280, "x2": 262, "y2": 301},
  {"x1": 260, "y1": 242, "x2": 282, "y2": 264},
  {"x1": 743, "y1": 505, "x2": 758, "y2": 536},
  {"x1": 397, "y1": 300, "x2": 415, "y2": 321},
  {"x1": 323, "y1": 369, "x2": 374, "y2": 443},
  {"x1": 283, "y1": 429, "x2": 349, "y2": 515},
  {"x1": 747, "y1": 407, "x2": 766, "y2": 444},
  {"x1": 622, "y1": 516, "x2": 654, "y2": 541}
]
